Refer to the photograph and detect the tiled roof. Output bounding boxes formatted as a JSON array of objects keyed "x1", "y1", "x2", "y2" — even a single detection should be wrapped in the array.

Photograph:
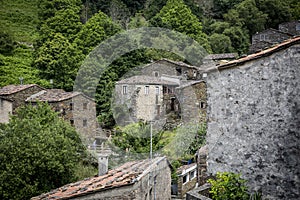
[
  {"x1": 26, "y1": 89, "x2": 82, "y2": 102},
  {"x1": 116, "y1": 75, "x2": 179, "y2": 86},
  {"x1": 204, "y1": 53, "x2": 238, "y2": 60},
  {"x1": 218, "y1": 36, "x2": 300, "y2": 71},
  {"x1": 161, "y1": 59, "x2": 199, "y2": 69},
  {"x1": 0, "y1": 84, "x2": 42, "y2": 95},
  {"x1": 252, "y1": 28, "x2": 293, "y2": 37},
  {"x1": 203, "y1": 36, "x2": 300, "y2": 73},
  {"x1": 31, "y1": 157, "x2": 167, "y2": 200},
  {"x1": 176, "y1": 80, "x2": 204, "y2": 89}
]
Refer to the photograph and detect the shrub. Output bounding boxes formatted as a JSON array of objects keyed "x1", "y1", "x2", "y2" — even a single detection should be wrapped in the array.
[{"x1": 208, "y1": 172, "x2": 249, "y2": 200}]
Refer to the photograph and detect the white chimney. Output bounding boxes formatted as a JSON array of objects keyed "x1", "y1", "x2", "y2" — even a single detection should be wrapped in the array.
[{"x1": 98, "y1": 154, "x2": 108, "y2": 176}]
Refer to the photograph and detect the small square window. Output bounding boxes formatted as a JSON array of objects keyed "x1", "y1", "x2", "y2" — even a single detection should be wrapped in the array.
[
  {"x1": 190, "y1": 170, "x2": 196, "y2": 180},
  {"x1": 123, "y1": 85, "x2": 127, "y2": 95},
  {"x1": 183, "y1": 175, "x2": 188, "y2": 184},
  {"x1": 69, "y1": 102, "x2": 73, "y2": 110},
  {"x1": 83, "y1": 119, "x2": 87, "y2": 127},
  {"x1": 155, "y1": 86, "x2": 159, "y2": 95},
  {"x1": 70, "y1": 119, "x2": 74, "y2": 125},
  {"x1": 200, "y1": 102, "x2": 206, "y2": 109},
  {"x1": 83, "y1": 102, "x2": 88, "y2": 110},
  {"x1": 144, "y1": 86, "x2": 149, "y2": 95}
]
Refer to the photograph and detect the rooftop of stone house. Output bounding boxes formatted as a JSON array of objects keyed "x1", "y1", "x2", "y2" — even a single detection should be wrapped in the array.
[
  {"x1": 31, "y1": 157, "x2": 167, "y2": 200},
  {"x1": 204, "y1": 36, "x2": 300, "y2": 72},
  {"x1": 252, "y1": 28, "x2": 294, "y2": 37},
  {"x1": 176, "y1": 163, "x2": 197, "y2": 175},
  {"x1": 0, "y1": 84, "x2": 43, "y2": 95},
  {"x1": 116, "y1": 75, "x2": 179, "y2": 86},
  {"x1": 145, "y1": 58, "x2": 199, "y2": 69},
  {"x1": 26, "y1": 89, "x2": 83, "y2": 103},
  {"x1": 176, "y1": 80, "x2": 205, "y2": 89},
  {"x1": 204, "y1": 53, "x2": 238, "y2": 60}
]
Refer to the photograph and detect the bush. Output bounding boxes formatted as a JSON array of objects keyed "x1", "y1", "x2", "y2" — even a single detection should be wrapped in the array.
[{"x1": 208, "y1": 172, "x2": 249, "y2": 200}]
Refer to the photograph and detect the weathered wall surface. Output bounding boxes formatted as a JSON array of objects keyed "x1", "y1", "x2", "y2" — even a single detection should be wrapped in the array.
[
  {"x1": 176, "y1": 81, "x2": 206, "y2": 124},
  {"x1": 206, "y1": 44, "x2": 300, "y2": 199},
  {"x1": 0, "y1": 98, "x2": 12, "y2": 123}
]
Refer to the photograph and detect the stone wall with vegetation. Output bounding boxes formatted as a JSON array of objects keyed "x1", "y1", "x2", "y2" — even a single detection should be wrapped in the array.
[{"x1": 206, "y1": 44, "x2": 300, "y2": 199}]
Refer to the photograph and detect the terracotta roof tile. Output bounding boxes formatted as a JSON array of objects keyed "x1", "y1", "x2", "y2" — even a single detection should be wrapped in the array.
[
  {"x1": 26, "y1": 89, "x2": 81, "y2": 102},
  {"x1": 31, "y1": 157, "x2": 166, "y2": 200},
  {"x1": 0, "y1": 84, "x2": 42, "y2": 95},
  {"x1": 217, "y1": 36, "x2": 300, "y2": 71}
]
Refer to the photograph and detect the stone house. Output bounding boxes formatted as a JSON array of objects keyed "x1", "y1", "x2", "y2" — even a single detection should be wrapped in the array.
[
  {"x1": 175, "y1": 81, "x2": 207, "y2": 124},
  {"x1": 279, "y1": 20, "x2": 300, "y2": 36},
  {"x1": 114, "y1": 75, "x2": 179, "y2": 125},
  {"x1": 249, "y1": 20, "x2": 300, "y2": 53},
  {"x1": 173, "y1": 163, "x2": 198, "y2": 199},
  {"x1": 26, "y1": 89, "x2": 97, "y2": 144},
  {"x1": 0, "y1": 84, "x2": 44, "y2": 123},
  {"x1": 202, "y1": 36, "x2": 300, "y2": 199},
  {"x1": 249, "y1": 28, "x2": 292, "y2": 53},
  {"x1": 140, "y1": 59, "x2": 200, "y2": 80},
  {"x1": 31, "y1": 156, "x2": 171, "y2": 200}
]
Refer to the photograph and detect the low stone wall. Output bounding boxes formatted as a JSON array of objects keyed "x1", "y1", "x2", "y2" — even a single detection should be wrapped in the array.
[{"x1": 186, "y1": 183, "x2": 211, "y2": 200}]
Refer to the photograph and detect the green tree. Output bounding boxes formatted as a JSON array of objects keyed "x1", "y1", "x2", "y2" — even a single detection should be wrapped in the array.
[
  {"x1": 209, "y1": 33, "x2": 234, "y2": 53},
  {"x1": 150, "y1": 0, "x2": 211, "y2": 52},
  {"x1": 0, "y1": 30, "x2": 15, "y2": 55},
  {"x1": 224, "y1": 0, "x2": 268, "y2": 35},
  {"x1": 0, "y1": 103, "x2": 91, "y2": 200},
  {"x1": 74, "y1": 10, "x2": 122, "y2": 55},
  {"x1": 34, "y1": 33, "x2": 83, "y2": 91},
  {"x1": 256, "y1": 0, "x2": 293, "y2": 28}
]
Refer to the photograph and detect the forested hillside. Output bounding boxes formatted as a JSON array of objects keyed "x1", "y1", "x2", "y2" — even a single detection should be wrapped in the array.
[{"x1": 1, "y1": 0, "x2": 299, "y2": 127}]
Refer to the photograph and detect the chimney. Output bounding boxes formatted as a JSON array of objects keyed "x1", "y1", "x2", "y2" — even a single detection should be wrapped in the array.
[{"x1": 98, "y1": 154, "x2": 108, "y2": 176}]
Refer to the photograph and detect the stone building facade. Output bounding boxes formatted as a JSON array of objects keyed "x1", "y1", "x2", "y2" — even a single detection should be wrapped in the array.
[
  {"x1": 140, "y1": 59, "x2": 200, "y2": 80},
  {"x1": 176, "y1": 81, "x2": 206, "y2": 124},
  {"x1": 31, "y1": 157, "x2": 171, "y2": 200},
  {"x1": 249, "y1": 28, "x2": 292, "y2": 53},
  {"x1": 0, "y1": 84, "x2": 44, "y2": 123},
  {"x1": 279, "y1": 20, "x2": 300, "y2": 36},
  {"x1": 114, "y1": 75, "x2": 179, "y2": 125},
  {"x1": 203, "y1": 37, "x2": 300, "y2": 199},
  {"x1": 249, "y1": 20, "x2": 300, "y2": 54},
  {"x1": 26, "y1": 89, "x2": 97, "y2": 144}
]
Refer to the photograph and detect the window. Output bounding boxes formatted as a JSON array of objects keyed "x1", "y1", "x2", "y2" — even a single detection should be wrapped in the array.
[
  {"x1": 83, "y1": 119, "x2": 87, "y2": 127},
  {"x1": 190, "y1": 170, "x2": 196, "y2": 180},
  {"x1": 154, "y1": 71, "x2": 159, "y2": 77},
  {"x1": 144, "y1": 86, "x2": 149, "y2": 95},
  {"x1": 83, "y1": 102, "x2": 88, "y2": 110},
  {"x1": 69, "y1": 102, "x2": 73, "y2": 110},
  {"x1": 176, "y1": 67, "x2": 182, "y2": 75},
  {"x1": 155, "y1": 86, "x2": 159, "y2": 95},
  {"x1": 183, "y1": 175, "x2": 188, "y2": 184},
  {"x1": 122, "y1": 85, "x2": 127, "y2": 95},
  {"x1": 200, "y1": 101, "x2": 206, "y2": 109},
  {"x1": 70, "y1": 119, "x2": 74, "y2": 125}
]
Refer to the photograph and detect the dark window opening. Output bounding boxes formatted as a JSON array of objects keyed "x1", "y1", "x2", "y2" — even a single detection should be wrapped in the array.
[
  {"x1": 83, "y1": 102, "x2": 88, "y2": 109},
  {"x1": 183, "y1": 175, "x2": 188, "y2": 183},
  {"x1": 83, "y1": 119, "x2": 87, "y2": 127},
  {"x1": 123, "y1": 85, "x2": 127, "y2": 95},
  {"x1": 70, "y1": 119, "x2": 74, "y2": 125},
  {"x1": 200, "y1": 102, "x2": 206, "y2": 109},
  {"x1": 176, "y1": 67, "x2": 182, "y2": 75},
  {"x1": 171, "y1": 98, "x2": 175, "y2": 111},
  {"x1": 69, "y1": 102, "x2": 73, "y2": 110},
  {"x1": 154, "y1": 71, "x2": 159, "y2": 77}
]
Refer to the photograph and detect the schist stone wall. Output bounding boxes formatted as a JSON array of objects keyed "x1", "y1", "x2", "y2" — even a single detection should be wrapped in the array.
[{"x1": 206, "y1": 44, "x2": 300, "y2": 199}]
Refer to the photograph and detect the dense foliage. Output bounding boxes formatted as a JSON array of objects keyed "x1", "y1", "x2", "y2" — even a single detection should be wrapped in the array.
[
  {"x1": 1, "y1": 0, "x2": 299, "y2": 126},
  {"x1": 0, "y1": 103, "x2": 96, "y2": 200},
  {"x1": 208, "y1": 172, "x2": 250, "y2": 200}
]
